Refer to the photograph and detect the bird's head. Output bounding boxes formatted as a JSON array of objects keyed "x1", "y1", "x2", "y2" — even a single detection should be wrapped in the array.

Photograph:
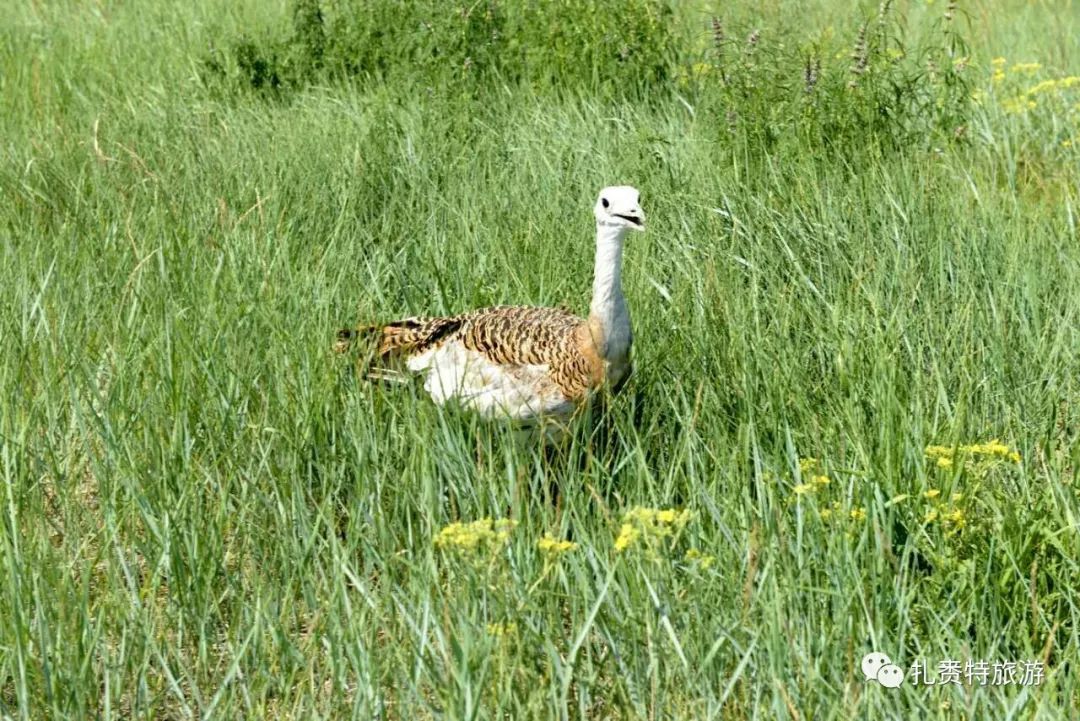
[{"x1": 594, "y1": 185, "x2": 645, "y2": 232}]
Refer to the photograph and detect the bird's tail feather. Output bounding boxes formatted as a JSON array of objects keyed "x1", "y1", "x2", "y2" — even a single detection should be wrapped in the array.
[
  {"x1": 334, "y1": 318, "x2": 436, "y2": 357},
  {"x1": 334, "y1": 318, "x2": 445, "y2": 384},
  {"x1": 333, "y1": 326, "x2": 369, "y2": 354}
]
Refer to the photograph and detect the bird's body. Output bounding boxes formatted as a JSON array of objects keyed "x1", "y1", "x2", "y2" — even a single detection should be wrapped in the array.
[{"x1": 337, "y1": 186, "x2": 644, "y2": 432}]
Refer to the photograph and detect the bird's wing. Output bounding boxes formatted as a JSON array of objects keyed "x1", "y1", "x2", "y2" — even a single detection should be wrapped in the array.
[{"x1": 339, "y1": 305, "x2": 600, "y2": 421}]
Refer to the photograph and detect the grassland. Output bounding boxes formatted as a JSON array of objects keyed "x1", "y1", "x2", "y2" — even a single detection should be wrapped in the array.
[{"x1": 2, "y1": 0, "x2": 1079, "y2": 718}]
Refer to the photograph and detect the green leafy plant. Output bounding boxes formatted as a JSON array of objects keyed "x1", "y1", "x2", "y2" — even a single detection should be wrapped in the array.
[
  {"x1": 202, "y1": 0, "x2": 679, "y2": 98},
  {"x1": 688, "y1": 1, "x2": 974, "y2": 154}
]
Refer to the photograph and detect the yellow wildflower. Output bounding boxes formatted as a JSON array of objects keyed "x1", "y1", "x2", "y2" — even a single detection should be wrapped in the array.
[
  {"x1": 1027, "y1": 79, "x2": 1056, "y2": 95},
  {"x1": 798, "y1": 457, "x2": 820, "y2": 474},
  {"x1": 1010, "y1": 62, "x2": 1042, "y2": 75},
  {"x1": 622, "y1": 507, "x2": 694, "y2": 529},
  {"x1": 850, "y1": 507, "x2": 867, "y2": 522},
  {"x1": 925, "y1": 509, "x2": 939, "y2": 523},
  {"x1": 614, "y1": 507, "x2": 695, "y2": 553},
  {"x1": 486, "y1": 622, "x2": 517, "y2": 638},
  {"x1": 991, "y1": 57, "x2": 1006, "y2": 67},
  {"x1": 943, "y1": 508, "x2": 966, "y2": 528},
  {"x1": 951, "y1": 493, "x2": 963, "y2": 502},
  {"x1": 967, "y1": 440, "x2": 1009, "y2": 456},
  {"x1": 1002, "y1": 96, "x2": 1037, "y2": 114},
  {"x1": 684, "y1": 548, "x2": 716, "y2": 569},
  {"x1": 812, "y1": 474, "x2": 831, "y2": 487},
  {"x1": 537, "y1": 535, "x2": 578, "y2": 559},
  {"x1": 993, "y1": 70, "x2": 1006, "y2": 84},
  {"x1": 614, "y1": 523, "x2": 640, "y2": 553},
  {"x1": 434, "y1": 518, "x2": 517, "y2": 552},
  {"x1": 793, "y1": 483, "x2": 815, "y2": 495},
  {"x1": 925, "y1": 441, "x2": 1021, "y2": 467},
  {"x1": 1025, "y1": 77, "x2": 1080, "y2": 95},
  {"x1": 924, "y1": 489, "x2": 941, "y2": 499},
  {"x1": 959, "y1": 440, "x2": 1021, "y2": 461}
]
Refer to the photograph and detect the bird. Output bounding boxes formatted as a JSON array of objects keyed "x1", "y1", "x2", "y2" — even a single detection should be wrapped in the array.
[{"x1": 335, "y1": 185, "x2": 644, "y2": 435}]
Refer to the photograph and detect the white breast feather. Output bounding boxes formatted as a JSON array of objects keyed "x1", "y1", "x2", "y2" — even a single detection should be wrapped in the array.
[{"x1": 406, "y1": 341, "x2": 575, "y2": 422}]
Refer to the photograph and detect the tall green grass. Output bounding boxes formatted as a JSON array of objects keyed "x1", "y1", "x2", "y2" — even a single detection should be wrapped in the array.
[{"x1": 2, "y1": 0, "x2": 1079, "y2": 718}]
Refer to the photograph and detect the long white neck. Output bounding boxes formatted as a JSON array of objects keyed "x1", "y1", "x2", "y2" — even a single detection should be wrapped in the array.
[{"x1": 588, "y1": 222, "x2": 631, "y2": 360}]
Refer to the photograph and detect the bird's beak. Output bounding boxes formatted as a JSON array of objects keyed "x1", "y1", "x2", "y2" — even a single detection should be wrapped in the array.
[{"x1": 615, "y1": 212, "x2": 646, "y2": 230}]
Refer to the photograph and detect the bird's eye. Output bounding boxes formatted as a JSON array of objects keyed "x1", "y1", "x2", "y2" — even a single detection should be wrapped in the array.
[
  {"x1": 636, "y1": 193, "x2": 641, "y2": 205},
  {"x1": 601, "y1": 197, "x2": 609, "y2": 208}
]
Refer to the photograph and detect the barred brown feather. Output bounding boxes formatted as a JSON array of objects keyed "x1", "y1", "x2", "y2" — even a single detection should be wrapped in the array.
[{"x1": 336, "y1": 305, "x2": 608, "y2": 400}]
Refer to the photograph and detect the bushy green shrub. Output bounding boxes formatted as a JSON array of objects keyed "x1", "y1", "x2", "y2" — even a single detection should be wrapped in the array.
[
  {"x1": 202, "y1": 0, "x2": 679, "y2": 98},
  {"x1": 685, "y1": 2, "x2": 974, "y2": 152},
  {"x1": 203, "y1": 0, "x2": 974, "y2": 154}
]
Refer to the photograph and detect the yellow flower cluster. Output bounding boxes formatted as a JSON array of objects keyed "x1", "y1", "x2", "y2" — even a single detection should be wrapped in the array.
[
  {"x1": 986, "y1": 58, "x2": 1080, "y2": 117},
  {"x1": 683, "y1": 548, "x2": 716, "y2": 569},
  {"x1": 1001, "y1": 96, "x2": 1037, "y2": 115},
  {"x1": 991, "y1": 57, "x2": 1006, "y2": 83},
  {"x1": 434, "y1": 518, "x2": 517, "y2": 552},
  {"x1": 790, "y1": 458, "x2": 867, "y2": 525},
  {"x1": 1027, "y1": 76, "x2": 1080, "y2": 95},
  {"x1": 817, "y1": 501, "x2": 867, "y2": 523},
  {"x1": 925, "y1": 440, "x2": 1021, "y2": 470},
  {"x1": 537, "y1": 534, "x2": 578, "y2": 560},
  {"x1": 614, "y1": 507, "x2": 694, "y2": 553},
  {"x1": 486, "y1": 622, "x2": 517, "y2": 638},
  {"x1": 1004, "y1": 75, "x2": 1080, "y2": 115},
  {"x1": 1010, "y1": 62, "x2": 1042, "y2": 75},
  {"x1": 793, "y1": 458, "x2": 832, "y2": 495},
  {"x1": 922, "y1": 489, "x2": 967, "y2": 533},
  {"x1": 675, "y1": 62, "x2": 713, "y2": 87},
  {"x1": 918, "y1": 440, "x2": 1018, "y2": 540}
]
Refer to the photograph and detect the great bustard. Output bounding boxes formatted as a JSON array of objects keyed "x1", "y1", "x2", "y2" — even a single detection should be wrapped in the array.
[{"x1": 336, "y1": 185, "x2": 644, "y2": 431}]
